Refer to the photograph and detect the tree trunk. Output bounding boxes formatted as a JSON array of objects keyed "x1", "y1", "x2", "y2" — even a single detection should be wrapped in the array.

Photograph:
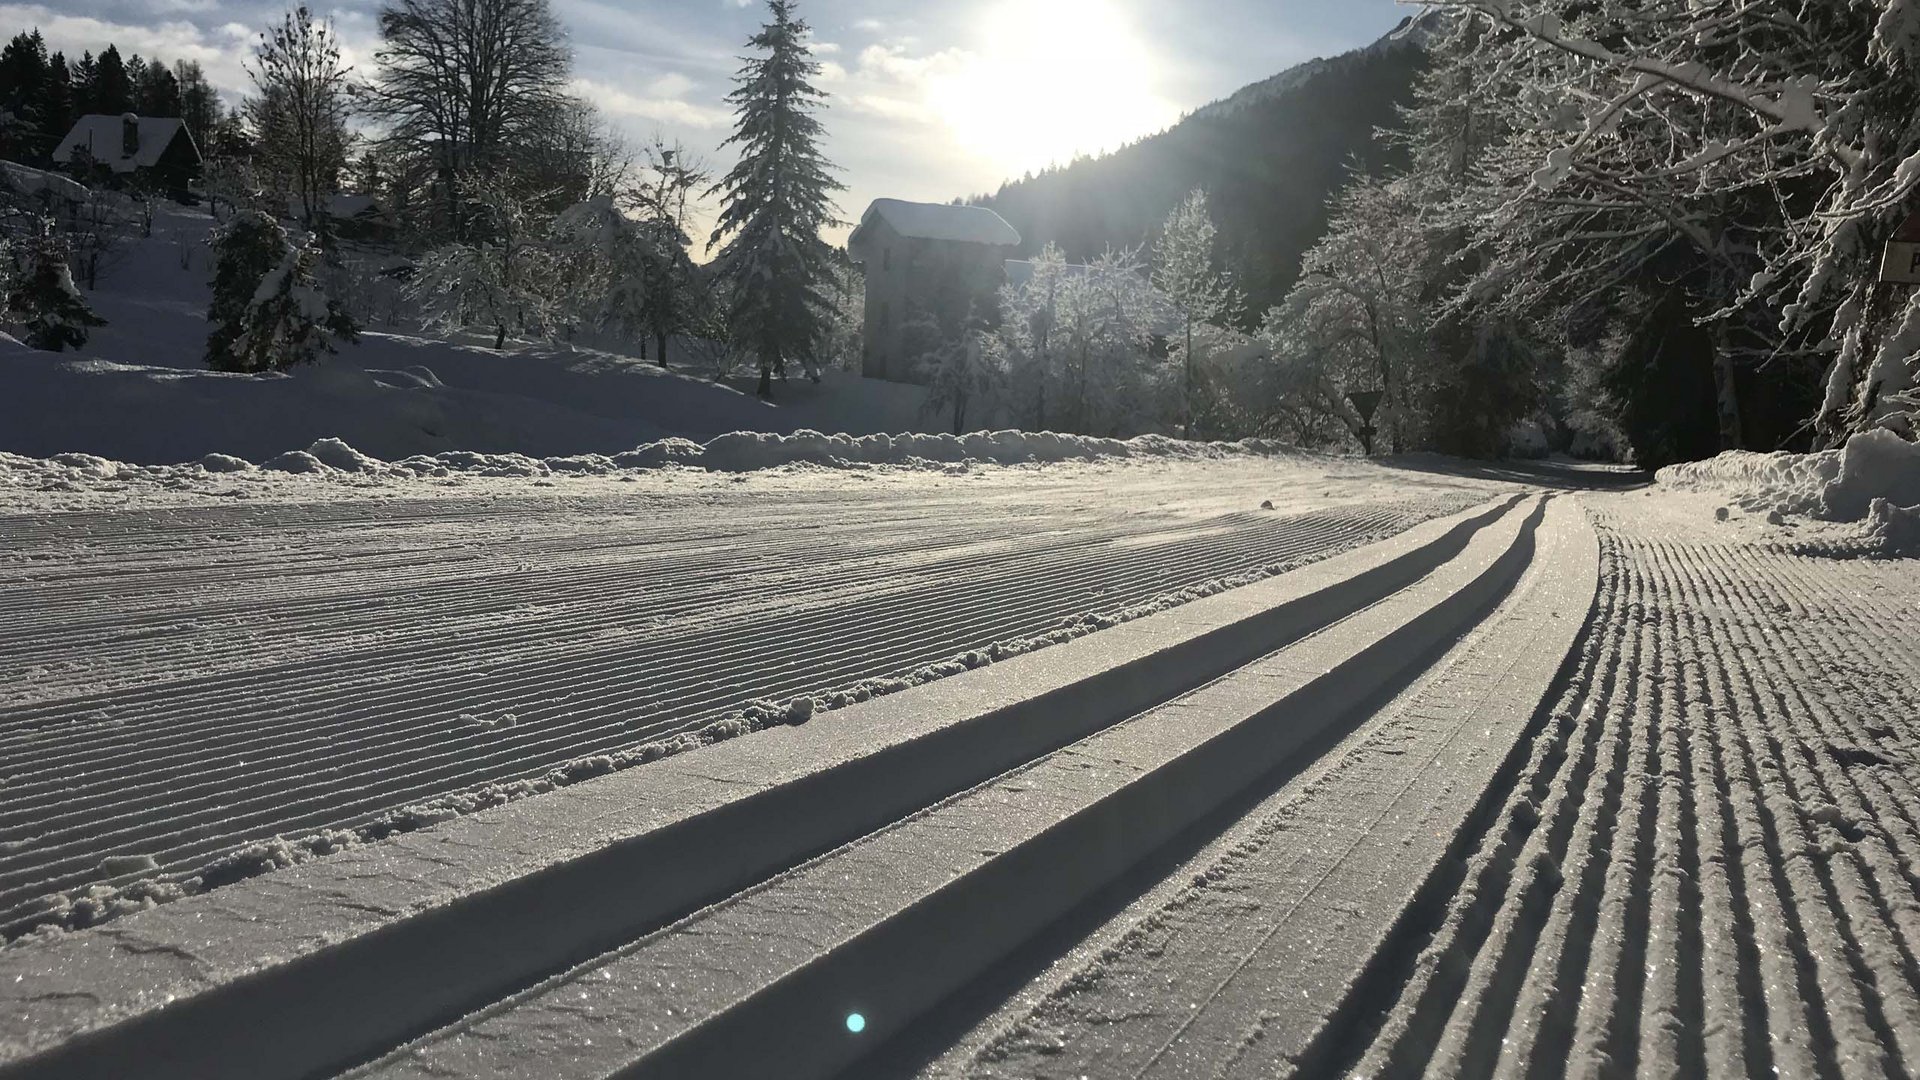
[
  {"x1": 757, "y1": 365, "x2": 773, "y2": 397},
  {"x1": 494, "y1": 324, "x2": 506, "y2": 350},
  {"x1": 1182, "y1": 319, "x2": 1194, "y2": 440},
  {"x1": 656, "y1": 331, "x2": 669, "y2": 368},
  {"x1": 1711, "y1": 321, "x2": 1744, "y2": 450}
]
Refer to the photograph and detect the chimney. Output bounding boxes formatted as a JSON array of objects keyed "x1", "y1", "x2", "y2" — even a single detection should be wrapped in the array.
[{"x1": 122, "y1": 113, "x2": 140, "y2": 159}]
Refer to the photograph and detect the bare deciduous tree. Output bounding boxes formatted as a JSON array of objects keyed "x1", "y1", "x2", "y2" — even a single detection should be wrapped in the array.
[
  {"x1": 246, "y1": 7, "x2": 355, "y2": 232},
  {"x1": 369, "y1": 0, "x2": 571, "y2": 234}
]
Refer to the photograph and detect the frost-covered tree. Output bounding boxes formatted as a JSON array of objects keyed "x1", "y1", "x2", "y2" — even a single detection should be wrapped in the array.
[
  {"x1": 551, "y1": 193, "x2": 651, "y2": 340},
  {"x1": 630, "y1": 139, "x2": 709, "y2": 366},
  {"x1": 706, "y1": 0, "x2": 844, "y2": 397},
  {"x1": 915, "y1": 305, "x2": 1002, "y2": 434},
  {"x1": 7, "y1": 227, "x2": 104, "y2": 351},
  {"x1": 409, "y1": 181, "x2": 554, "y2": 349},
  {"x1": 996, "y1": 242, "x2": 1072, "y2": 430},
  {"x1": 229, "y1": 238, "x2": 359, "y2": 371},
  {"x1": 819, "y1": 255, "x2": 863, "y2": 373},
  {"x1": 246, "y1": 7, "x2": 355, "y2": 231},
  {"x1": 206, "y1": 210, "x2": 292, "y2": 370},
  {"x1": 1281, "y1": 176, "x2": 1431, "y2": 452},
  {"x1": 1060, "y1": 247, "x2": 1168, "y2": 435},
  {"x1": 1152, "y1": 189, "x2": 1244, "y2": 438},
  {"x1": 1416, "y1": 0, "x2": 1920, "y2": 449}
]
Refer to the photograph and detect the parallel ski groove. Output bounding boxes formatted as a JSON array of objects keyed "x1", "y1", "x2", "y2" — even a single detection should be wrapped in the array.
[
  {"x1": 1319, "y1": 505, "x2": 1920, "y2": 1079},
  {"x1": 0, "y1": 490, "x2": 1450, "y2": 934}
]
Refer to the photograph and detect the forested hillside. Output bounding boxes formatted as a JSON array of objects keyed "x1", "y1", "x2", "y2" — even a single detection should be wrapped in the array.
[{"x1": 972, "y1": 25, "x2": 1426, "y2": 314}]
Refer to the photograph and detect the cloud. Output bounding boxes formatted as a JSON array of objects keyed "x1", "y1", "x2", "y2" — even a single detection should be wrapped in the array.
[
  {"x1": 572, "y1": 77, "x2": 730, "y2": 129},
  {"x1": 646, "y1": 72, "x2": 694, "y2": 98},
  {"x1": 811, "y1": 40, "x2": 840, "y2": 55}
]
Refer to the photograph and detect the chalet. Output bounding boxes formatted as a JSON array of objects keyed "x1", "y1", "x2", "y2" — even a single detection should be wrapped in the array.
[
  {"x1": 847, "y1": 198, "x2": 1020, "y2": 382},
  {"x1": 52, "y1": 113, "x2": 200, "y2": 193}
]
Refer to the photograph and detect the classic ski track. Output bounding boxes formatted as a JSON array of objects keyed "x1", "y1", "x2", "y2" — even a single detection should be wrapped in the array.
[
  {"x1": 1320, "y1": 498, "x2": 1920, "y2": 1080},
  {"x1": 0, "y1": 482, "x2": 1461, "y2": 934}
]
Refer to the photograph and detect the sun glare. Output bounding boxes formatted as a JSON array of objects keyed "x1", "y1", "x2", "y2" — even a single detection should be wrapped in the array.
[{"x1": 930, "y1": 0, "x2": 1176, "y2": 178}]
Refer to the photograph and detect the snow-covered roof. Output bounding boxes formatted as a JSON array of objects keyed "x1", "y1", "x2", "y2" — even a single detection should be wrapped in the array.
[
  {"x1": 51, "y1": 115, "x2": 196, "y2": 173},
  {"x1": 1, "y1": 159, "x2": 89, "y2": 203},
  {"x1": 851, "y1": 199, "x2": 1020, "y2": 251}
]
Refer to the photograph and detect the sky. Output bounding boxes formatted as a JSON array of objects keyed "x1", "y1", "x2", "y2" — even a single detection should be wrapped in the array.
[{"x1": 6, "y1": 0, "x2": 1414, "y2": 244}]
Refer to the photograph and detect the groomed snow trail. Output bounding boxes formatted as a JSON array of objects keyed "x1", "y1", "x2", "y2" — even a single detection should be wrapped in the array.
[
  {"x1": 1293, "y1": 495, "x2": 1920, "y2": 1080},
  {"x1": 0, "y1": 460, "x2": 1482, "y2": 936}
]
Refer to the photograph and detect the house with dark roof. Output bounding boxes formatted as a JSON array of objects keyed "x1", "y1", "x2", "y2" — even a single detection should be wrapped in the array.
[
  {"x1": 847, "y1": 198, "x2": 1021, "y2": 382},
  {"x1": 52, "y1": 113, "x2": 200, "y2": 192}
]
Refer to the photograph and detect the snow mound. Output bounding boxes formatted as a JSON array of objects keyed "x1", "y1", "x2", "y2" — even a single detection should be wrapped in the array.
[
  {"x1": 1658, "y1": 430, "x2": 1920, "y2": 555},
  {"x1": 2, "y1": 431, "x2": 1309, "y2": 501}
]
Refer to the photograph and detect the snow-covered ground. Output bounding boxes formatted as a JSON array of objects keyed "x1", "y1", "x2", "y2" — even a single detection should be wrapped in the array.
[
  {"x1": 1656, "y1": 430, "x2": 1920, "y2": 557},
  {"x1": 0, "y1": 452, "x2": 1497, "y2": 939},
  {"x1": 1, "y1": 201, "x2": 936, "y2": 466},
  {"x1": 3, "y1": 445, "x2": 1917, "y2": 1079}
]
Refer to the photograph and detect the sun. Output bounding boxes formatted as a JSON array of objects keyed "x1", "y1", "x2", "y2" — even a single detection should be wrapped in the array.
[{"x1": 929, "y1": 0, "x2": 1177, "y2": 178}]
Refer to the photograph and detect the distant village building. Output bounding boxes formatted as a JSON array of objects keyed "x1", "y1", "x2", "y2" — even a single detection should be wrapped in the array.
[
  {"x1": 289, "y1": 193, "x2": 398, "y2": 242},
  {"x1": 52, "y1": 114, "x2": 200, "y2": 192},
  {"x1": 847, "y1": 198, "x2": 1021, "y2": 382}
]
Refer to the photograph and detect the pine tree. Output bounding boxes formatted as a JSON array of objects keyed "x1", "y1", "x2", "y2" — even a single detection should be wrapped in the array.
[
  {"x1": 88, "y1": 45, "x2": 132, "y2": 116},
  {"x1": 41, "y1": 53, "x2": 72, "y2": 155},
  {"x1": 230, "y1": 239, "x2": 358, "y2": 370},
  {"x1": 8, "y1": 228, "x2": 105, "y2": 352},
  {"x1": 134, "y1": 60, "x2": 181, "y2": 118},
  {"x1": 0, "y1": 31, "x2": 48, "y2": 157},
  {"x1": 706, "y1": 0, "x2": 843, "y2": 397},
  {"x1": 207, "y1": 210, "x2": 293, "y2": 370}
]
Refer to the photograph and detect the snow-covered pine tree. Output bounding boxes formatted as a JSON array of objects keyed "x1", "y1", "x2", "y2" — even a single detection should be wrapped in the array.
[
  {"x1": 7, "y1": 227, "x2": 105, "y2": 352},
  {"x1": 206, "y1": 210, "x2": 293, "y2": 370},
  {"x1": 1152, "y1": 189, "x2": 1243, "y2": 439},
  {"x1": 229, "y1": 237, "x2": 358, "y2": 371},
  {"x1": 706, "y1": 0, "x2": 844, "y2": 397}
]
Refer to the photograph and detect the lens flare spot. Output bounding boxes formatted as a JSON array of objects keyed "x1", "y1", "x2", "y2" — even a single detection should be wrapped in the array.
[{"x1": 846, "y1": 1012, "x2": 867, "y2": 1034}]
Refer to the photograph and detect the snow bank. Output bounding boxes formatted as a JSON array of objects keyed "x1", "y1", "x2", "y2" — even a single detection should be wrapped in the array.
[
  {"x1": 1657, "y1": 430, "x2": 1920, "y2": 555},
  {"x1": 1, "y1": 431, "x2": 1307, "y2": 498}
]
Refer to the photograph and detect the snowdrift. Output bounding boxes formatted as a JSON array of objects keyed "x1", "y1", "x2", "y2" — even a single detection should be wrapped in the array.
[
  {"x1": 1657, "y1": 430, "x2": 1920, "y2": 555},
  {"x1": 1, "y1": 430, "x2": 1308, "y2": 496}
]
